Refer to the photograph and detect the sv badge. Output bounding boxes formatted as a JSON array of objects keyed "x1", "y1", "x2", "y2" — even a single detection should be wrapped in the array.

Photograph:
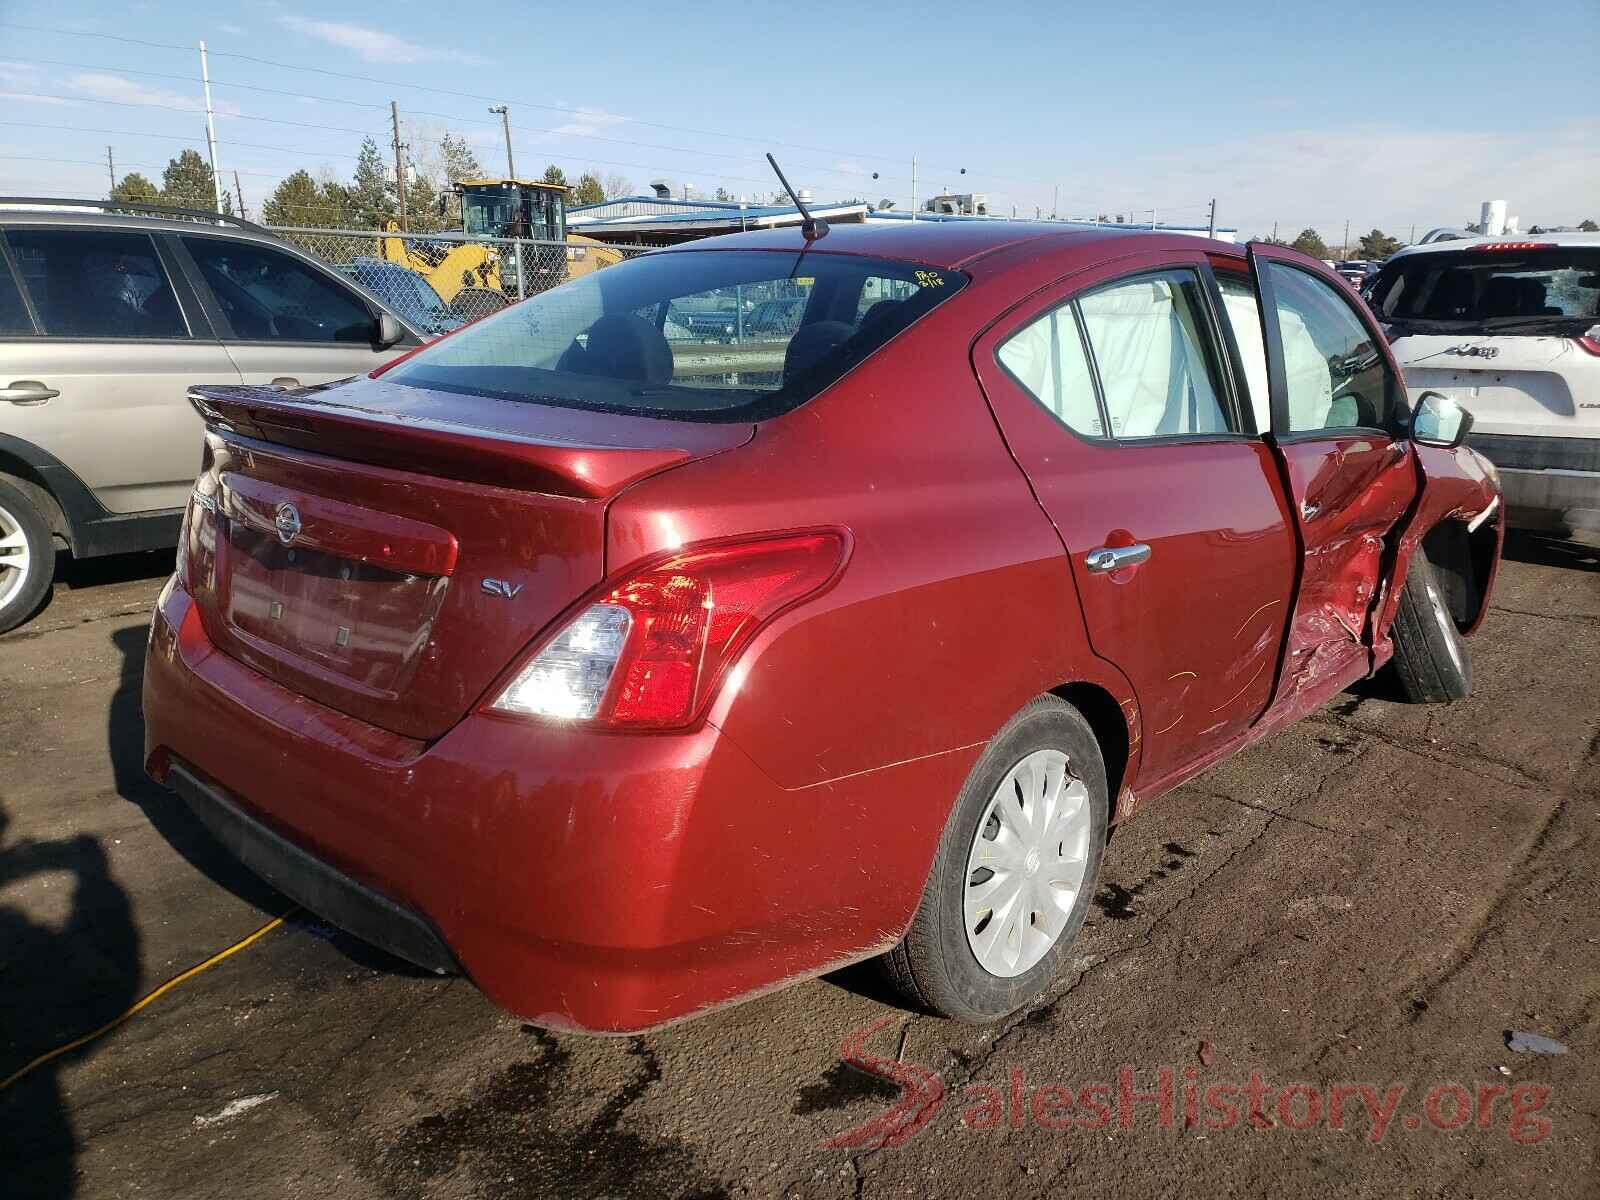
[{"x1": 481, "y1": 578, "x2": 524, "y2": 599}]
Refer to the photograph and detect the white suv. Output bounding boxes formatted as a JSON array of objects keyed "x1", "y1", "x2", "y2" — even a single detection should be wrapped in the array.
[{"x1": 1367, "y1": 234, "x2": 1600, "y2": 537}]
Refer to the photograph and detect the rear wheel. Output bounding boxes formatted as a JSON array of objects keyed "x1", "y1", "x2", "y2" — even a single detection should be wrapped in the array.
[
  {"x1": 882, "y1": 695, "x2": 1108, "y2": 1022},
  {"x1": 0, "y1": 479, "x2": 53, "y2": 634},
  {"x1": 1390, "y1": 549, "x2": 1472, "y2": 703}
]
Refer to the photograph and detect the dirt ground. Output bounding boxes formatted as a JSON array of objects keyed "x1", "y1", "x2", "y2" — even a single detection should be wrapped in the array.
[{"x1": 1, "y1": 534, "x2": 1596, "y2": 1200}]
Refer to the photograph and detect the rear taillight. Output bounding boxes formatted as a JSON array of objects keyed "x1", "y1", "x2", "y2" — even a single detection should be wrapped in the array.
[
  {"x1": 488, "y1": 530, "x2": 848, "y2": 729},
  {"x1": 1577, "y1": 325, "x2": 1600, "y2": 356},
  {"x1": 1468, "y1": 241, "x2": 1551, "y2": 252}
]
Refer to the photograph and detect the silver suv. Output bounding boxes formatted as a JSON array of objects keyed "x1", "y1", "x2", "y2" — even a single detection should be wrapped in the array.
[{"x1": 0, "y1": 199, "x2": 425, "y2": 632}]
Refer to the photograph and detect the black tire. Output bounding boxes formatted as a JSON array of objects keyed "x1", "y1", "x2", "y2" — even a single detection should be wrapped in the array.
[
  {"x1": 1390, "y1": 549, "x2": 1472, "y2": 703},
  {"x1": 0, "y1": 477, "x2": 53, "y2": 635},
  {"x1": 881, "y1": 695, "x2": 1109, "y2": 1022}
]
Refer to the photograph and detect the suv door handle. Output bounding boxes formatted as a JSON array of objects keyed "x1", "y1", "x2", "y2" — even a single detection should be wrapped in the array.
[
  {"x1": 1085, "y1": 543, "x2": 1152, "y2": 573},
  {"x1": 0, "y1": 381, "x2": 59, "y2": 405}
]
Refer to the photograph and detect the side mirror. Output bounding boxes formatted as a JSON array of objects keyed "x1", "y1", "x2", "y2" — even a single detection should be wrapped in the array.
[
  {"x1": 1410, "y1": 390, "x2": 1473, "y2": 448},
  {"x1": 375, "y1": 312, "x2": 405, "y2": 349}
]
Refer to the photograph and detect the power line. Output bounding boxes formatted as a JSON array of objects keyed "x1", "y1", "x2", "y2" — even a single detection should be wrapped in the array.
[
  {"x1": 0, "y1": 91, "x2": 378, "y2": 137},
  {"x1": 0, "y1": 21, "x2": 1075, "y2": 198}
]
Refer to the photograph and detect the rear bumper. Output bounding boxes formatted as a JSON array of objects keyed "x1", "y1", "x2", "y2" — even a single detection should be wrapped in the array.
[
  {"x1": 169, "y1": 764, "x2": 458, "y2": 974},
  {"x1": 1468, "y1": 434, "x2": 1600, "y2": 534},
  {"x1": 143, "y1": 582, "x2": 969, "y2": 1032}
]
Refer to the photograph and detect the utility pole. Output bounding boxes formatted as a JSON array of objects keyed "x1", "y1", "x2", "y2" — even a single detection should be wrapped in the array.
[
  {"x1": 233, "y1": 169, "x2": 247, "y2": 221},
  {"x1": 106, "y1": 146, "x2": 115, "y2": 194},
  {"x1": 1272, "y1": 220, "x2": 1279, "y2": 242},
  {"x1": 1207, "y1": 197, "x2": 1216, "y2": 239},
  {"x1": 910, "y1": 157, "x2": 917, "y2": 222},
  {"x1": 1409, "y1": 222, "x2": 1416, "y2": 244},
  {"x1": 1343, "y1": 217, "x2": 1350, "y2": 257},
  {"x1": 1052, "y1": 184, "x2": 1058, "y2": 221},
  {"x1": 199, "y1": 41, "x2": 224, "y2": 215},
  {"x1": 488, "y1": 105, "x2": 515, "y2": 179},
  {"x1": 390, "y1": 100, "x2": 408, "y2": 232}
]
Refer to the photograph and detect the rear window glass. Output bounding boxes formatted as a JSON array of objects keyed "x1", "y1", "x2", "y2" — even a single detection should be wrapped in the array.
[
  {"x1": 1369, "y1": 247, "x2": 1600, "y2": 332},
  {"x1": 386, "y1": 250, "x2": 967, "y2": 421},
  {"x1": 4, "y1": 228, "x2": 189, "y2": 339}
]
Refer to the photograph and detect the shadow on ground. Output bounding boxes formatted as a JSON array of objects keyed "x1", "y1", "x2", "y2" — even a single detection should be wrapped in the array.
[
  {"x1": 1501, "y1": 530, "x2": 1600, "y2": 572},
  {"x1": 0, "y1": 803, "x2": 140, "y2": 1199}
]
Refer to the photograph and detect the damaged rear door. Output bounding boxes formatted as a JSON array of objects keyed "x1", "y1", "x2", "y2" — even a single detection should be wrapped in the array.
[{"x1": 1246, "y1": 244, "x2": 1419, "y2": 705}]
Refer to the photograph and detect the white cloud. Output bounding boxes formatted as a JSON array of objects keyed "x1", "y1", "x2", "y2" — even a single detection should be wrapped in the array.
[
  {"x1": 1055, "y1": 122, "x2": 1600, "y2": 237},
  {"x1": 278, "y1": 15, "x2": 482, "y2": 65},
  {"x1": 219, "y1": 23, "x2": 246, "y2": 35},
  {"x1": 66, "y1": 72, "x2": 243, "y2": 117},
  {"x1": 550, "y1": 107, "x2": 629, "y2": 137},
  {"x1": 0, "y1": 92, "x2": 79, "y2": 107}
]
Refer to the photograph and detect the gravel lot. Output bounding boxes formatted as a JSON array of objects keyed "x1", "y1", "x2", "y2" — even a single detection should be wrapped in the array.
[{"x1": 2, "y1": 535, "x2": 1596, "y2": 1199}]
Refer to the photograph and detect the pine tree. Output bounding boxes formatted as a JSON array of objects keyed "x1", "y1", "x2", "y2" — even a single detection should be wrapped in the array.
[
  {"x1": 572, "y1": 172, "x2": 604, "y2": 206},
  {"x1": 405, "y1": 172, "x2": 444, "y2": 233},
  {"x1": 350, "y1": 137, "x2": 396, "y2": 229},
  {"x1": 1357, "y1": 228, "x2": 1401, "y2": 260},
  {"x1": 109, "y1": 172, "x2": 160, "y2": 204},
  {"x1": 262, "y1": 170, "x2": 345, "y2": 227},
  {"x1": 159, "y1": 149, "x2": 228, "y2": 212},
  {"x1": 1290, "y1": 228, "x2": 1330, "y2": 259},
  {"x1": 541, "y1": 164, "x2": 568, "y2": 187}
]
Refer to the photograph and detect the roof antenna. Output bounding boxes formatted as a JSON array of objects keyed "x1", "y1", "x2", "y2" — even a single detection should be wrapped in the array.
[{"x1": 766, "y1": 152, "x2": 828, "y2": 241}]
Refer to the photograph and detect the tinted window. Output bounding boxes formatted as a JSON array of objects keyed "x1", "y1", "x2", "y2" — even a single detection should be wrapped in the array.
[
  {"x1": 389, "y1": 250, "x2": 966, "y2": 421},
  {"x1": 185, "y1": 238, "x2": 374, "y2": 343},
  {"x1": 5, "y1": 229, "x2": 188, "y2": 338},
  {"x1": 1369, "y1": 247, "x2": 1600, "y2": 332},
  {"x1": 1267, "y1": 263, "x2": 1392, "y2": 433},
  {"x1": 997, "y1": 304, "x2": 1103, "y2": 437},
  {"x1": 1078, "y1": 271, "x2": 1232, "y2": 438},
  {"x1": 0, "y1": 256, "x2": 32, "y2": 334}
]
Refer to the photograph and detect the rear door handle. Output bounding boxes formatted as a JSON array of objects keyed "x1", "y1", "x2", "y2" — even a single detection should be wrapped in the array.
[
  {"x1": 0, "y1": 381, "x2": 59, "y2": 405},
  {"x1": 1085, "y1": 543, "x2": 1152, "y2": 573}
]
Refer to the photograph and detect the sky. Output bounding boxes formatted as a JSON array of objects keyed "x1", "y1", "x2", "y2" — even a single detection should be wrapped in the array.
[{"x1": 0, "y1": 0, "x2": 1596, "y2": 242}]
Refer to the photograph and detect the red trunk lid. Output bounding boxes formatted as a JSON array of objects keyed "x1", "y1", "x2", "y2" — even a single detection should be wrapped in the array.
[{"x1": 184, "y1": 379, "x2": 752, "y2": 740}]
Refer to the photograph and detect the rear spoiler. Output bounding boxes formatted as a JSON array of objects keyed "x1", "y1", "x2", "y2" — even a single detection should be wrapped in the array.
[{"x1": 189, "y1": 385, "x2": 717, "y2": 500}]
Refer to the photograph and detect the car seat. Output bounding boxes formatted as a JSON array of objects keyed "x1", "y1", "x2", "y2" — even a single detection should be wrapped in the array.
[
  {"x1": 783, "y1": 320, "x2": 854, "y2": 385},
  {"x1": 568, "y1": 313, "x2": 673, "y2": 385}
]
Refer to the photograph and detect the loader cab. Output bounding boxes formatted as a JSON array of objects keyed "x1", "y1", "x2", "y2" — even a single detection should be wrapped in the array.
[{"x1": 458, "y1": 179, "x2": 568, "y2": 242}]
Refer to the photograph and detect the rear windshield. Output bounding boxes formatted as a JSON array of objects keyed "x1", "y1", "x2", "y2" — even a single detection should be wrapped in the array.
[
  {"x1": 1369, "y1": 247, "x2": 1600, "y2": 333},
  {"x1": 386, "y1": 249, "x2": 967, "y2": 421}
]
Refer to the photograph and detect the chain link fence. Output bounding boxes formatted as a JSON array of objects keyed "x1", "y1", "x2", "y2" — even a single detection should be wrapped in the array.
[{"x1": 267, "y1": 226, "x2": 653, "y2": 331}]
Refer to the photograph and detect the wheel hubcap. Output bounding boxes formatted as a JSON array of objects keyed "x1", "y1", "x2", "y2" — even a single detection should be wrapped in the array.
[
  {"x1": 964, "y1": 748, "x2": 1092, "y2": 978},
  {"x1": 0, "y1": 502, "x2": 32, "y2": 611}
]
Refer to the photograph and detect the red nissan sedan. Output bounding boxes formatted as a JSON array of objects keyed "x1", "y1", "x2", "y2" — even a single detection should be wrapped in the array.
[{"x1": 143, "y1": 221, "x2": 1502, "y2": 1031}]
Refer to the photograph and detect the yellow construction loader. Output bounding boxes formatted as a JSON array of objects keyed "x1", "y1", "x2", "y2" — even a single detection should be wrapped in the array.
[{"x1": 378, "y1": 178, "x2": 621, "y2": 305}]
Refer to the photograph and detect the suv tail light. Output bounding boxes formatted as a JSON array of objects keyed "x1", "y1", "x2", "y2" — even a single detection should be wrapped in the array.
[{"x1": 488, "y1": 531, "x2": 849, "y2": 729}]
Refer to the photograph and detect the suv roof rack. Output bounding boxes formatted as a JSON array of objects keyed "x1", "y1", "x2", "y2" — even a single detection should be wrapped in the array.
[{"x1": 0, "y1": 196, "x2": 273, "y2": 235}]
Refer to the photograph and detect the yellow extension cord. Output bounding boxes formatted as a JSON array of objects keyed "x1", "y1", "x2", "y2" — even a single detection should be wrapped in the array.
[{"x1": 0, "y1": 908, "x2": 298, "y2": 1093}]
